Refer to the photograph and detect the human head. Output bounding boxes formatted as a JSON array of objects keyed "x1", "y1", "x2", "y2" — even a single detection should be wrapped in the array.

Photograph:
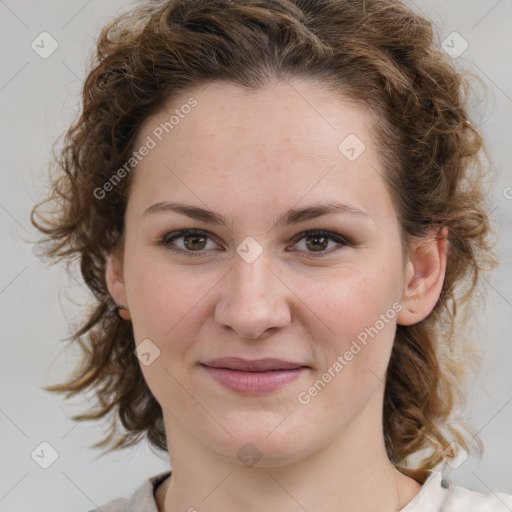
[{"x1": 32, "y1": 0, "x2": 497, "y2": 471}]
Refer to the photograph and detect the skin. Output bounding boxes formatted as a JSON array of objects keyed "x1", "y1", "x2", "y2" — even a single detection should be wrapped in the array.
[{"x1": 106, "y1": 79, "x2": 448, "y2": 512}]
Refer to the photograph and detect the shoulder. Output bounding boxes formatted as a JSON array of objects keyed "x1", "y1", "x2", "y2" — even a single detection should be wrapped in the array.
[
  {"x1": 446, "y1": 481, "x2": 512, "y2": 511},
  {"x1": 400, "y1": 470, "x2": 512, "y2": 512},
  {"x1": 87, "y1": 497, "x2": 128, "y2": 512},
  {"x1": 87, "y1": 471, "x2": 171, "y2": 512}
]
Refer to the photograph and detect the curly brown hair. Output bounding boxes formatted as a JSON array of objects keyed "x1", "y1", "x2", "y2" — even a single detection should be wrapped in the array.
[{"x1": 31, "y1": 0, "x2": 498, "y2": 476}]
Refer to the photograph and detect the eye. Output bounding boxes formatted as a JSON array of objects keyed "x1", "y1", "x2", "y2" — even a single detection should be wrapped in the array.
[
  {"x1": 159, "y1": 228, "x2": 350, "y2": 259},
  {"x1": 289, "y1": 229, "x2": 349, "y2": 259},
  {"x1": 159, "y1": 229, "x2": 218, "y2": 257}
]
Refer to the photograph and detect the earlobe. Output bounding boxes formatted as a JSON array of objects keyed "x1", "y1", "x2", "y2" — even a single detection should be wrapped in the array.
[
  {"x1": 105, "y1": 252, "x2": 131, "y2": 321},
  {"x1": 397, "y1": 226, "x2": 449, "y2": 326}
]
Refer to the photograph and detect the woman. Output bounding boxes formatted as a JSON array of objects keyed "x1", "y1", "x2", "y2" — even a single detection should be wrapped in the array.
[{"x1": 31, "y1": 0, "x2": 512, "y2": 511}]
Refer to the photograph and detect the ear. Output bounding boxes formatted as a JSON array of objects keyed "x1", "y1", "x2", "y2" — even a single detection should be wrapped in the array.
[
  {"x1": 396, "y1": 226, "x2": 449, "y2": 326},
  {"x1": 105, "y1": 248, "x2": 131, "y2": 321}
]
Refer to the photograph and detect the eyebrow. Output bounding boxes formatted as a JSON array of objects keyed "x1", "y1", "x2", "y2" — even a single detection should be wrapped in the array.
[{"x1": 142, "y1": 200, "x2": 373, "y2": 228}]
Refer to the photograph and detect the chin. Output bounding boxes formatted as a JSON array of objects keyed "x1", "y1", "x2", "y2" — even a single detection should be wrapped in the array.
[{"x1": 204, "y1": 417, "x2": 317, "y2": 468}]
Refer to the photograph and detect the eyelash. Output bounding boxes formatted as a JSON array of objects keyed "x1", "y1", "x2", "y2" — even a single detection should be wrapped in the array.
[{"x1": 158, "y1": 228, "x2": 350, "y2": 259}]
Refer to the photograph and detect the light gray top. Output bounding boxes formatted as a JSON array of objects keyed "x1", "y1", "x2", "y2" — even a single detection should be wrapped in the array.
[{"x1": 90, "y1": 469, "x2": 512, "y2": 512}]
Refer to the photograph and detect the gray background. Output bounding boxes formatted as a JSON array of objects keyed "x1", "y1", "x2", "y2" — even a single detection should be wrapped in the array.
[{"x1": 0, "y1": 1, "x2": 511, "y2": 510}]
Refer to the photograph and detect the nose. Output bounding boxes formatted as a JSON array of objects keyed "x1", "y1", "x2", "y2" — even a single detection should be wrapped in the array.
[{"x1": 214, "y1": 254, "x2": 291, "y2": 340}]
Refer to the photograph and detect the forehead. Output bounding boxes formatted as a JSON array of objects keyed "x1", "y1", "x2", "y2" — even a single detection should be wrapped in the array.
[
  {"x1": 137, "y1": 79, "x2": 372, "y2": 162},
  {"x1": 128, "y1": 79, "x2": 394, "y2": 226}
]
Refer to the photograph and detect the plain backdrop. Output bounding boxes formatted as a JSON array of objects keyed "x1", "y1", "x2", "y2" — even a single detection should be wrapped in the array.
[{"x1": 1, "y1": 1, "x2": 511, "y2": 511}]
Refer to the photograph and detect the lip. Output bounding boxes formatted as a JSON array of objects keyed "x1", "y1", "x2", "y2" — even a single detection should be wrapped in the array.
[
  {"x1": 203, "y1": 357, "x2": 307, "y2": 371},
  {"x1": 201, "y1": 357, "x2": 310, "y2": 395}
]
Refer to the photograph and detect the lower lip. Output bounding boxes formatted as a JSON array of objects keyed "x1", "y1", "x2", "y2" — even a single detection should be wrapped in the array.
[{"x1": 201, "y1": 365, "x2": 308, "y2": 394}]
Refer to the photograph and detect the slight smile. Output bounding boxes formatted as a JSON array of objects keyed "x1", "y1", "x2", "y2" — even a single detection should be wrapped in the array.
[{"x1": 200, "y1": 358, "x2": 311, "y2": 395}]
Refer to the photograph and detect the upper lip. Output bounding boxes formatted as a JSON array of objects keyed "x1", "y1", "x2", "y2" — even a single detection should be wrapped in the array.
[{"x1": 202, "y1": 357, "x2": 308, "y2": 372}]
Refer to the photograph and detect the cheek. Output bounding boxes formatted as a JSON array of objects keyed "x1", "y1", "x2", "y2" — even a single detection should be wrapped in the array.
[
  {"x1": 124, "y1": 250, "x2": 218, "y2": 347},
  {"x1": 124, "y1": 255, "x2": 208, "y2": 408},
  {"x1": 294, "y1": 279, "x2": 399, "y2": 425},
  {"x1": 294, "y1": 260, "x2": 401, "y2": 386},
  {"x1": 301, "y1": 267, "x2": 398, "y2": 340}
]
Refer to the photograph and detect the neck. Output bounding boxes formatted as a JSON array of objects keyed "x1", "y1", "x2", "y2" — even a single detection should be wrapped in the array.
[
  {"x1": 159, "y1": 454, "x2": 420, "y2": 512},
  {"x1": 159, "y1": 398, "x2": 423, "y2": 512}
]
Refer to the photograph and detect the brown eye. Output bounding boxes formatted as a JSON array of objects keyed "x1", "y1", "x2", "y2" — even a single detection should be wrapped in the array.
[
  {"x1": 305, "y1": 233, "x2": 330, "y2": 252},
  {"x1": 159, "y1": 228, "x2": 349, "y2": 259},
  {"x1": 160, "y1": 229, "x2": 217, "y2": 256},
  {"x1": 290, "y1": 230, "x2": 349, "y2": 259},
  {"x1": 182, "y1": 233, "x2": 208, "y2": 250}
]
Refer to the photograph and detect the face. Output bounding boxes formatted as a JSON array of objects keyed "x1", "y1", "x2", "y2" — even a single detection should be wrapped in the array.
[{"x1": 109, "y1": 79, "x2": 413, "y2": 466}]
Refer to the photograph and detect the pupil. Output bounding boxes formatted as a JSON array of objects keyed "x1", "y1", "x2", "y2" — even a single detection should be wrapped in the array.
[
  {"x1": 185, "y1": 235, "x2": 207, "y2": 250},
  {"x1": 306, "y1": 235, "x2": 327, "y2": 251}
]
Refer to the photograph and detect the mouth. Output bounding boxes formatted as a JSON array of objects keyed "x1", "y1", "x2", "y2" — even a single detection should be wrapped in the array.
[
  {"x1": 202, "y1": 357, "x2": 308, "y2": 371},
  {"x1": 200, "y1": 357, "x2": 310, "y2": 394}
]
